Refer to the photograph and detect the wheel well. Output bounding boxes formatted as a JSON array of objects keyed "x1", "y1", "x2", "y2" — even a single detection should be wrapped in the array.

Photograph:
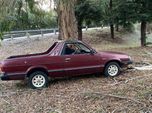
[
  {"x1": 104, "y1": 60, "x2": 122, "y2": 70},
  {"x1": 26, "y1": 68, "x2": 49, "y2": 78}
]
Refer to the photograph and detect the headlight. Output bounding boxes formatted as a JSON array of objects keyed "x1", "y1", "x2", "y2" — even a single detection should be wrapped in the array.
[{"x1": 128, "y1": 56, "x2": 132, "y2": 61}]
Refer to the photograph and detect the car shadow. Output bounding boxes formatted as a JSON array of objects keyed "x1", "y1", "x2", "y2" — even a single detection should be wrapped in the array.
[
  {"x1": 48, "y1": 74, "x2": 104, "y2": 85},
  {"x1": 14, "y1": 74, "x2": 105, "y2": 89}
]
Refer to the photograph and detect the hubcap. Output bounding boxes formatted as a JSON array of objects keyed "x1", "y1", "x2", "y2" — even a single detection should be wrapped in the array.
[
  {"x1": 108, "y1": 65, "x2": 119, "y2": 76},
  {"x1": 32, "y1": 75, "x2": 45, "y2": 88}
]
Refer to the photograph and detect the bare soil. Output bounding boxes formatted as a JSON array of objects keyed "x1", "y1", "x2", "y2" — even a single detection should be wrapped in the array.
[{"x1": 0, "y1": 30, "x2": 152, "y2": 113}]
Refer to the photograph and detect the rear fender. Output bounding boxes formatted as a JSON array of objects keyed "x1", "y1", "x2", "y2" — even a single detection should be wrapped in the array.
[{"x1": 26, "y1": 66, "x2": 48, "y2": 77}]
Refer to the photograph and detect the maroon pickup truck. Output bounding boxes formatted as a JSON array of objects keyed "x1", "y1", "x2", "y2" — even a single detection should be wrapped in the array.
[{"x1": 0, "y1": 40, "x2": 132, "y2": 88}]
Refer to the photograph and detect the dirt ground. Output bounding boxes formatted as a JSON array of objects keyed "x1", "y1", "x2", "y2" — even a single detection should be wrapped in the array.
[{"x1": 0, "y1": 30, "x2": 152, "y2": 113}]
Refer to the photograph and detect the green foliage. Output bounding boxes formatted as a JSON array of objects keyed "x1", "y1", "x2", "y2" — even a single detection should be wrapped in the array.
[
  {"x1": 100, "y1": 0, "x2": 135, "y2": 29},
  {"x1": 100, "y1": 0, "x2": 112, "y2": 26},
  {"x1": 123, "y1": 22, "x2": 135, "y2": 32},
  {"x1": 1, "y1": 0, "x2": 152, "y2": 44},
  {"x1": 0, "y1": 0, "x2": 57, "y2": 40},
  {"x1": 133, "y1": 0, "x2": 152, "y2": 22},
  {"x1": 114, "y1": 0, "x2": 137, "y2": 32},
  {"x1": 75, "y1": 0, "x2": 102, "y2": 27},
  {"x1": 25, "y1": 0, "x2": 36, "y2": 12},
  {"x1": 0, "y1": 15, "x2": 17, "y2": 40},
  {"x1": 12, "y1": 0, "x2": 57, "y2": 30}
]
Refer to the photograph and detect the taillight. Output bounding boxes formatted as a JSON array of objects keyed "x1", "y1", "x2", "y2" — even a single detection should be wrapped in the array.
[
  {"x1": 0, "y1": 67, "x2": 1, "y2": 72},
  {"x1": 0, "y1": 62, "x2": 3, "y2": 72},
  {"x1": 0, "y1": 64, "x2": 1, "y2": 72}
]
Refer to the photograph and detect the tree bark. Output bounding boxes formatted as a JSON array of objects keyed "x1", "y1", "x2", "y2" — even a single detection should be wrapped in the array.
[
  {"x1": 109, "y1": 0, "x2": 114, "y2": 39},
  {"x1": 115, "y1": 17, "x2": 119, "y2": 32},
  {"x1": 116, "y1": 24, "x2": 119, "y2": 32},
  {"x1": 78, "y1": 27, "x2": 82, "y2": 41},
  {"x1": 57, "y1": 0, "x2": 78, "y2": 40},
  {"x1": 141, "y1": 21, "x2": 147, "y2": 46},
  {"x1": 78, "y1": 21, "x2": 82, "y2": 40},
  {"x1": 110, "y1": 24, "x2": 114, "y2": 39}
]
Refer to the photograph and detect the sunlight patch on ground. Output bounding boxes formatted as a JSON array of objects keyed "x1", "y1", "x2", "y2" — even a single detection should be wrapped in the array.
[{"x1": 134, "y1": 65, "x2": 152, "y2": 70}]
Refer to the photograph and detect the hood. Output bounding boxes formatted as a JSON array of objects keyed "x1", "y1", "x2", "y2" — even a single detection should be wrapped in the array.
[{"x1": 99, "y1": 51, "x2": 129, "y2": 59}]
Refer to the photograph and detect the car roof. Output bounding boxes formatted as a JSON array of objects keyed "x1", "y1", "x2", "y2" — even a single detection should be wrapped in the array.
[
  {"x1": 57, "y1": 39, "x2": 83, "y2": 44},
  {"x1": 66, "y1": 39, "x2": 83, "y2": 44}
]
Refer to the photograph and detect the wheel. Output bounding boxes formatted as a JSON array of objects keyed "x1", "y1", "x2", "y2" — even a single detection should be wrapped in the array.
[
  {"x1": 104, "y1": 62, "x2": 120, "y2": 77},
  {"x1": 28, "y1": 71, "x2": 48, "y2": 89}
]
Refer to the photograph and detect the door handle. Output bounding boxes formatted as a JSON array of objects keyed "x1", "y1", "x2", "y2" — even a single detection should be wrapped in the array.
[{"x1": 65, "y1": 58, "x2": 71, "y2": 62}]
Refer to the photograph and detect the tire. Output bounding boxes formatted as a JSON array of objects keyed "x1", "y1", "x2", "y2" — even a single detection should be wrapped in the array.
[
  {"x1": 104, "y1": 62, "x2": 120, "y2": 77},
  {"x1": 28, "y1": 71, "x2": 48, "y2": 89}
]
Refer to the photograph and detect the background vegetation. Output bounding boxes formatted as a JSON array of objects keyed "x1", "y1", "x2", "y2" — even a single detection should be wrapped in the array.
[
  {"x1": 0, "y1": 0, "x2": 57, "y2": 40},
  {"x1": 0, "y1": 0, "x2": 152, "y2": 45}
]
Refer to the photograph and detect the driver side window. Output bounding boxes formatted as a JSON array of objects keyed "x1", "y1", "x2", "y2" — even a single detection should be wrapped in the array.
[
  {"x1": 63, "y1": 43, "x2": 77, "y2": 55},
  {"x1": 63, "y1": 43, "x2": 91, "y2": 55},
  {"x1": 76, "y1": 43, "x2": 91, "y2": 54}
]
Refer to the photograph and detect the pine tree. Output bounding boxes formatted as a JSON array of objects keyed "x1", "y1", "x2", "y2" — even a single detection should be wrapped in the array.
[{"x1": 75, "y1": 0, "x2": 102, "y2": 40}]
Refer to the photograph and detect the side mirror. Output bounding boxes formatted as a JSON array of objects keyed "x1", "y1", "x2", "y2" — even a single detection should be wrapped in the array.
[{"x1": 90, "y1": 50, "x2": 95, "y2": 55}]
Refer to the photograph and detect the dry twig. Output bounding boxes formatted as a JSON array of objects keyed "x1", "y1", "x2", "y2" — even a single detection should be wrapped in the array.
[{"x1": 83, "y1": 92, "x2": 147, "y2": 107}]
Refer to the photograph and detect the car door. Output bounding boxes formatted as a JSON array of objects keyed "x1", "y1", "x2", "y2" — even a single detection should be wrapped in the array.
[
  {"x1": 47, "y1": 42, "x2": 66, "y2": 78},
  {"x1": 62, "y1": 42, "x2": 102, "y2": 76}
]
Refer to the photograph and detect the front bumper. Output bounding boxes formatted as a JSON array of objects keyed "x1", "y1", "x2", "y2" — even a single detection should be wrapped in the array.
[
  {"x1": 126, "y1": 60, "x2": 133, "y2": 65},
  {"x1": 121, "y1": 60, "x2": 133, "y2": 67}
]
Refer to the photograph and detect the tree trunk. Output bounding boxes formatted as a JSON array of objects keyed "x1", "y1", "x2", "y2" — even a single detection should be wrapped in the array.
[
  {"x1": 115, "y1": 17, "x2": 119, "y2": 32},
  {"x1": 109, "y1": 0, "x2": 114, "y2": 39},
  {"x1": 116, "y1": 24, "x2": 119, "y2": 32},
  {"x1": 141, "y1": 21, "x2": 147, "y2": 46},
  {"x1": 57, "y1": 0, "x2": 78, "y2": 40},
  {"x1": 78, "y1": 27, "x2": 82, "y2": 41},
  {"x1": 110, "y1": 24, "x2": 114, "y2": 39},
  {"x1": 78, "y1": 21, "x2": 82, "y2": 40}
]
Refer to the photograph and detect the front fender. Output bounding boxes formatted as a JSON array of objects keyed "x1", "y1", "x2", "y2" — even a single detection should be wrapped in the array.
[{"x1": 104, "y1": 58, "x2": 122, "y2": 67}]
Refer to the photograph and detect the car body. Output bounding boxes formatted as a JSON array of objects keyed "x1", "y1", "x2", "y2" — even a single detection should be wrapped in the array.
[{"x1": 0, "y1": 40, "x2": 132, "y2": 88}]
